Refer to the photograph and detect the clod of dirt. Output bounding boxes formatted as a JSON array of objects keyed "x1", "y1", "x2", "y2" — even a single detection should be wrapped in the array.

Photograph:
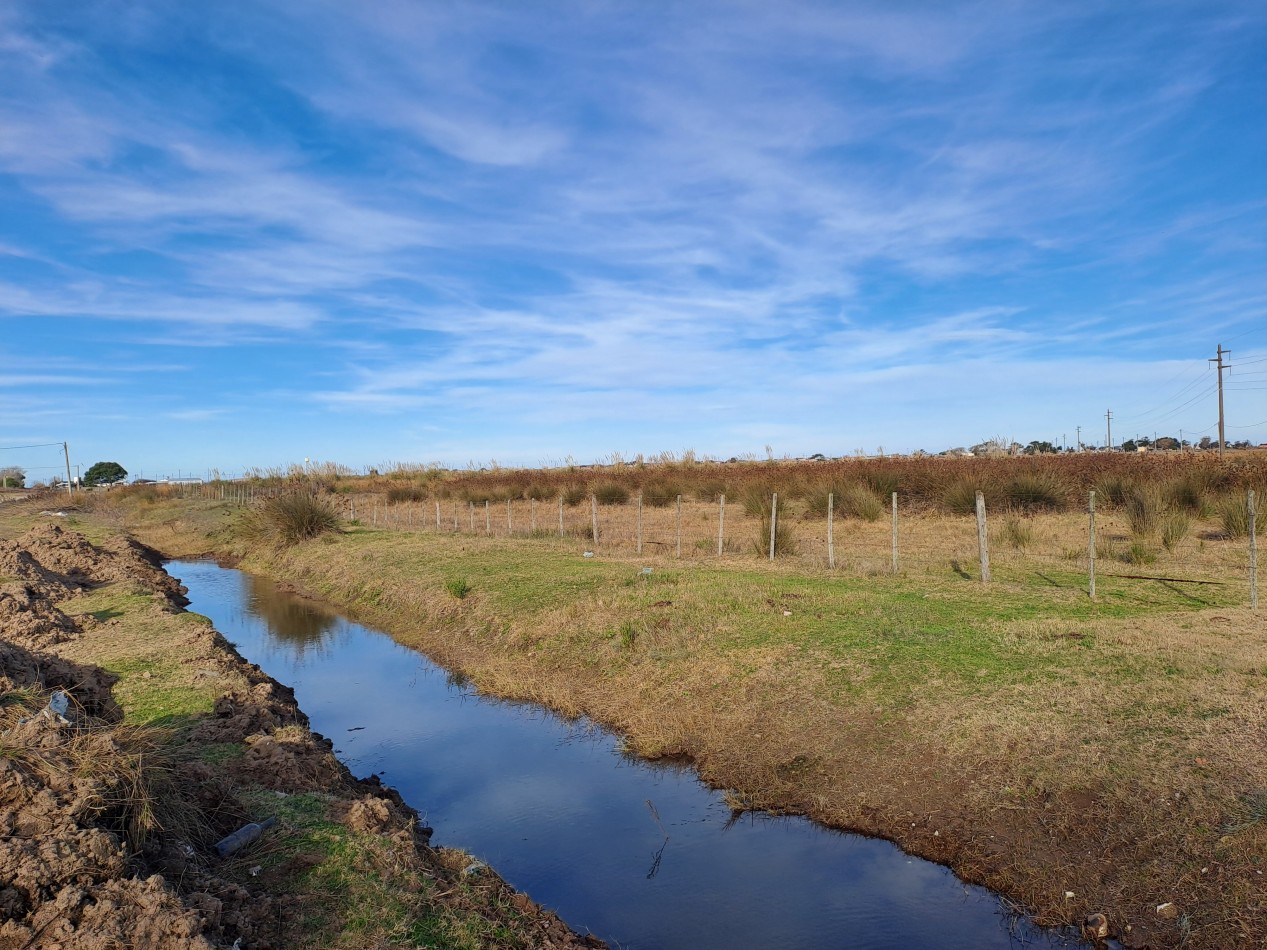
[{"x1": 344, "y1": 796, "x2": 395, "y2": 835}]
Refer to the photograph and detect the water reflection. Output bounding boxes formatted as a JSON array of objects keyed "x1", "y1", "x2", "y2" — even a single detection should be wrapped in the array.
[{"x1": 173, "y1": 560, "x2": 1099, "y2": 950}]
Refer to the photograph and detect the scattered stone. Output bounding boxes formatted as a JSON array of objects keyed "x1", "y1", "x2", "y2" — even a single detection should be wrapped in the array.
[{"x1": 1155, "y1": 902, "x2": 1180, "y2": 920}]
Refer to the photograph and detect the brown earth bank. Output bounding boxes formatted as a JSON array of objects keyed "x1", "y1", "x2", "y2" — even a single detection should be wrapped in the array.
[
  {"x1": 103, "y1": 499, "x2": 1267, "y2": 950},
  {"x1": 0, "y1": 522, "x2": 606, "y2": 950}
]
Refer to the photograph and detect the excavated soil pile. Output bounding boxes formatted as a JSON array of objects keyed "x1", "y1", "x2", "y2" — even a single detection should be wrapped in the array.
[{"x1": 0, "y1": 525, "x2": 604, "y2": 949}]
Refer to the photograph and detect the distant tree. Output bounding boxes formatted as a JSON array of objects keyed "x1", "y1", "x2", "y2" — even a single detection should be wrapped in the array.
[
  {"x1": 84, "y1": 461, "x2": 128, "y2": 486},
  {"x1": 1023, "y1": 440, "x2": 1058, "y2": 455},
  {"x1": 1121, "y1": 439, "x2": 1139, "y2": 452},
  {"x1": 1155, "y1": 436, "x2": 1179, "y2": 450},
  {"x1": 1198, "y1": 436, "x2": 1215, "y2": 450},
  {"x1": 0, "y1": 466, "x2": 24, "y2": 488}
]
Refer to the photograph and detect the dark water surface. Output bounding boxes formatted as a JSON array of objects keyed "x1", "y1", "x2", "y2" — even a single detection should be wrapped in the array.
[{"x1": 171, "y1": 560, "x2": 1092, "y2": 950}]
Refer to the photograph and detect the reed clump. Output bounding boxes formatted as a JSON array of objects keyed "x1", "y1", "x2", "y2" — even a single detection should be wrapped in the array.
[
  {"x1": 240, "y1": 492, "x2": 341, "y2": 546},
  {"x1": 1218, "y1": 491, "x2": 1266, "y2": 539}
]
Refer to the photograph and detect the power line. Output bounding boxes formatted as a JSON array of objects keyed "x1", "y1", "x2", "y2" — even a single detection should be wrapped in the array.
[
  {"x1": 1116, "y1": 363, "x2": 1211, "y2": 422},
  {"x1": 0, "y1": 442, "x2": 67, "y2": 451}
]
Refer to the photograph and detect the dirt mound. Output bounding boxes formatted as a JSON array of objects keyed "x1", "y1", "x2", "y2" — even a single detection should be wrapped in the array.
[
  {"x1": 0, "y1": 685, "x2": 220, "y2": 949},
  {"x1": 0, "y1": 524, "x2": 189, "y2": 610},
  {"x1": 0, "y1": 583, "x2": 80, "y2": 652}
]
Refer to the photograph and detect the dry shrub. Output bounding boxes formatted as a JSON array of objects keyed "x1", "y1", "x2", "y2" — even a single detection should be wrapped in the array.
[
  {"x1": 524, "y1": 483, "x2": 555, "y2": 501},
  {"x1": 241, "y1": 492, "x2": 341, "y2": 546},
  {"x1": 561, "y1": 484, "x2": 588, "y2": 507}
]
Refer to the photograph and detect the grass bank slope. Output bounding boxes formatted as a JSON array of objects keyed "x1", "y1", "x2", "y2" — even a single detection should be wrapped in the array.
[{"x1": 73, "y1": 492, "x2": 1267, "y2": 949}]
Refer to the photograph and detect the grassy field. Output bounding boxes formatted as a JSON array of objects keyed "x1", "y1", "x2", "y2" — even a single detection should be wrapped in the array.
[{"x1": 48, "y1": 481, "x2": 1267, "y2": 948}]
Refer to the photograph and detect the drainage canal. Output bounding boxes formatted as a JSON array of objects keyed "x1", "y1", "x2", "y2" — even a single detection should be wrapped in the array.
[{"x1": 172, "y1": 560, "x2": 1095, "y2": 950}]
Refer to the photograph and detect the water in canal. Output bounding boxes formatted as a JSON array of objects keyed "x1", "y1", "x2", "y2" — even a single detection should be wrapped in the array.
[{"x1": 171, "y1": 560, "x2": 1093, "y2": 950}]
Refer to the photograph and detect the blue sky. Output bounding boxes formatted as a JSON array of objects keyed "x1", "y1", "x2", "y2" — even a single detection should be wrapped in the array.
[{"x1": 1, "y1": 1, "x2": 1264, "y2": 480}]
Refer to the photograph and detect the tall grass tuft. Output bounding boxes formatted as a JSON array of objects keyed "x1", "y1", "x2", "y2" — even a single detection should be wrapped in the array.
[
  {"x1": 1218, "y1": 491, "x2": 1267, "y2": 539},
  {"x1": 524, "y1": 483, "x2": 555, "y2": 501},
  {"x1": 640, "y1": 480, "x2": 682, "y2": 508},
  {"x1": 1165, "y1": 471, "x2": 1217, "y2": 514},
  {"x1": 1161, "y1": 511, "x2": 1190, "y2": 552},
  {"x1": 752, "y1": 509, "x2": 798, "y2": 557},
  {"x1": 385, "y1": 485, "x2": 427, "y2": 504},
  {"x1": 592, "y1": 481, "x2": 631, "y2": 505},
  {"x1": 1005, "y1": 471, "x2": 1069, "y2": 512},
  {"x1": 241, "y1": 492, "x2": 341, "y2": 546},
  {"x1": 942, "y1": 478, "x2": 983, "y2": 516},
  {"x1": 561, "y1": 484, "x2": 588, "y2": 507},
  {"x1": 1000, "y1": 516, "x2": 1034, "y2": 550},
  {"x1": 840, "y1": 484, "x2": 884, "y2": 521},
  {"x1": 1125, "y1": 487, "x2": 1164, "y2": 539},
  {"x1": 692, "y1": 479, "x2": 728, "y2": 502},
  {"x1": 1092, "y1": 474, "x2": 1136, "y2": 508},
  {"x1": 741, "y1": 483, "x2": 777, "y2": 517},
  {"x1": 861, "y1": 471, "x2": 901, "y2": 500}
]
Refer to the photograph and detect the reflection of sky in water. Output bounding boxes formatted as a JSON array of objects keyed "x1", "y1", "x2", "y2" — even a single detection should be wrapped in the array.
[{"x1": 171, "y1": 560, "x2": 1097, "y2": 950}]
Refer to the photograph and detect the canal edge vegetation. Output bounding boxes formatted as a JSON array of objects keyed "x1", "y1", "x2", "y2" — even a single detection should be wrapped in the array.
[
  {"x1": 65, "y1": 478, "x2": 1267, "y2": 950},
  {"x1": 0, "y1": 511, "x2": 607, "y2": 949}
]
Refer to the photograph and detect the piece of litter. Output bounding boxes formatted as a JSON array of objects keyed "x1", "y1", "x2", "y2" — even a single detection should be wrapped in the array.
[
  {"x1": 582, "y1": 551, "x2": 594, "y2": 558},
  {"x1": 782, "y1": 610, "x2": 792, "y2": 616},
  {"x1": 249, "y1": 865, "x2": 262, "y2": 877},
  {"x1": 1065, "y1": 891, "x2": 1075, "y2": 900},
  {"x1": 640, "y1": 567, "x2": 653, "y2": 575}
]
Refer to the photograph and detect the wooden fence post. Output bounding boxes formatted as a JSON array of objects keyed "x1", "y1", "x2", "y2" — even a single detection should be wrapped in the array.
[
  {"x1": 506, "y1": 498, "x2": 513, "y2": 535},
  {"x1": 975, "y1": 491, "x2": 990, "y2": 583},
  {"x1": 676, "y1": 495, "x2": 683, "y2": 558},
  {"x1": 636, "y1": 493, "x2": 643, "y2": 556},
  {"x1": 1250, "y1": 489, "x2": 1258, "y2": 610},
  {"x1": 827, "y1": 492, "x2": 835, "y2": 569},
  {"x1": 718, "y1": 494, "x2": 726, "y2": 556},
  {"x1": 891, "y1": 493, "x2": 898, "y2": 573},
  {"x1": 435, "y1": 501, "x2": 441, "y2": 530},
  {"x1": 530, "y1": 498, "x2": 537, "y2": 534},
  {"x1": 485, "y1": 500, "x2": 490, "y2": 536},
  {"x1": 1088, "y1": 490, "x2": 1097, "y2": 600},
  {"x1": 558, "y1": 495, "x2": 564, "y2": 538},
  {"x1": 591, "y1": 494, "x2": 599, "y2": 544},
  {"x1": 769, "y1": 493, "x2": 778, "y2": 561},
  {"x1": 469, "y1": 501, "x2": 475, "y2": 532}
]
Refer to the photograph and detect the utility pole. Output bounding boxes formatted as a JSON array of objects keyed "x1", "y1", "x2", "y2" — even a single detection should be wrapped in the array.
[
  {"x1": 1105, "y1": 410, "x2": 1113, "y2": 452},
  {"x1": 62, "y1": 442, "x2": 73, "y2": 500},
  {"x1": 1210, "y1": 344, "x2": 1229, "y2": 458},
  {"x1": 1076, "y1": 425, "x2": 1082, "y2": 451}
]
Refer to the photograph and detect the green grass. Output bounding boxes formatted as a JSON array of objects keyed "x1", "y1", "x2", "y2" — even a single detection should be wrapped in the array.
[
  {"x1": 238, "y1": 790, "x2": 520, "y2": 949},
  {"x1": 318, "y1": 525, "x2": 1241, "y2": 713}
]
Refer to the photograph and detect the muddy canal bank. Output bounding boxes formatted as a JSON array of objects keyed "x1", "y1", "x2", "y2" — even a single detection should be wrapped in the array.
[{"x1": 0, "y1": 522, "x2": 604, "y2": 949}]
